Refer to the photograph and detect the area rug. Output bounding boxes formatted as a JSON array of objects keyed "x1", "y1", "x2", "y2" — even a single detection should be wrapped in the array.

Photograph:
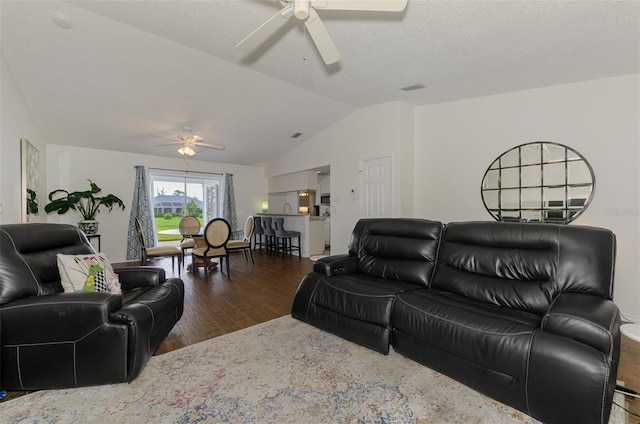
[{"x1": 0, "y1": 316, "x2": 624, "y2": 423}]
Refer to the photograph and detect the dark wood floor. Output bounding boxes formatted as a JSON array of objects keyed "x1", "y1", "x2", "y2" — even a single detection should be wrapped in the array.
[
  {"x1": 155, "y1": 249, "x2": 314, "y2": 354},
  {"x1": 3, "y1": 249, "x2": 314, "y2": 401}
]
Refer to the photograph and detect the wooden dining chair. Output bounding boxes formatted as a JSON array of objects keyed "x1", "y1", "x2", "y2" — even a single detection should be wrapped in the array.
[
  {"x1": 179, "y1": 215, "x2": 201, "y2": 265},
  {"x1": 134, "y1": 217, "x2": 182, "y2": 274},
  {"x1": 191, "y1": 218, "x2": 231, "y2": 278},
  {"x1": 227, "y1": 215, "x2": 255, "y2": 263}
]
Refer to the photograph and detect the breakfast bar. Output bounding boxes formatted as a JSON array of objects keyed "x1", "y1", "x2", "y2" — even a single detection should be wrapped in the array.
[{"x1": 256, "y1": 213, "x2": 327, "y2": 258}]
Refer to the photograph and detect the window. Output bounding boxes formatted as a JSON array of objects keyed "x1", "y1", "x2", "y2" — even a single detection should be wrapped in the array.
[{"x1": 149, "y1": 172, "x2": 222, "y2": 241}]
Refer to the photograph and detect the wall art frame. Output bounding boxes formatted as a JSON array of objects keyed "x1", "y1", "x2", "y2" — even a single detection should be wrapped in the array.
[{"x1": 21, "y1": 138, "x2": 40, "y2": 222}]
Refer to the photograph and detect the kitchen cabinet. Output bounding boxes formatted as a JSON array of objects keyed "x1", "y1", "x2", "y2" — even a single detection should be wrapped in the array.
[
  {"x1": 298, "y1": 191, "x2": 310, "y2": 213},
  {"x1": 318, "y1": 174, "x2": 331, "y2": 195},
  {"x1": 268, "y1": 171, "x2": 318, "y2": 193}
]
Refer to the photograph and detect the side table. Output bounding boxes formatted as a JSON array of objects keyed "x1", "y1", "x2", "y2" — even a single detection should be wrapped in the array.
[
  {"x1": 620, "y1": 323, "x2": 640, "y2": 424},
  {"x1": 86, "y1": 234, "x2": 101, "y2": 251}
]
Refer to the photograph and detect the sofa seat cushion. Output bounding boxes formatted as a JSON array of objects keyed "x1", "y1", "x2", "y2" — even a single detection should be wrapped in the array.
[
  {"x1": 313, "y1": 274, "x2": 422, "y2": 325},
  {"x1": 292, "y1": 272, "x2": 424, "y2": 354},
  {"x1": 392, "y1": 289, "x2": 541, "y2": 380}
]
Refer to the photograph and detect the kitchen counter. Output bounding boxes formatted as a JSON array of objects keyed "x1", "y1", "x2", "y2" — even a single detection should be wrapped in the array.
[
  {"x1": 257, "y1": 213, "x2": 308, "y2": 216},
  {"x1": 256, "y1": 213, "x2": 326, "y2": 257},
  {"x1": 257, "y1": 213, "x2": 328, "y2": 220}
]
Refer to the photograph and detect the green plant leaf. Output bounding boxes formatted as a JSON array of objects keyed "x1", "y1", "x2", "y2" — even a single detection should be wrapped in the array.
[{"x1": 44, "y1": 179, "x2": 125, "y2": 220}]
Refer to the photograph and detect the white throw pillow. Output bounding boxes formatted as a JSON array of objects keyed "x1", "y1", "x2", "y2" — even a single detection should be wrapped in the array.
[{"x1": 56, "y1": 253, "x2": 122, "y2": 294}]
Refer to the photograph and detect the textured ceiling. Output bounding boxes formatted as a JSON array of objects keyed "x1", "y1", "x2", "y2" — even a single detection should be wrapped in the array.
[{"x1": 2, "y1": 0, "x2": 638, "y2": 166}]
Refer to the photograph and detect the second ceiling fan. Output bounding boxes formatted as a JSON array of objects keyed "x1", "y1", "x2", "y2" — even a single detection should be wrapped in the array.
[
  {"x1": 236, "y1": 0, "x2": 408, "y2": 65},
  {"x1": 156, "y1": 126, "x2": 225, "y2": 157}
]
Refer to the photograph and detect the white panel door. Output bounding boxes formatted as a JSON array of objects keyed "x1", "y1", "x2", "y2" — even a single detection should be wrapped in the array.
[{"x1": 361, "y1": 155, "x2": 392, "y2": 218}]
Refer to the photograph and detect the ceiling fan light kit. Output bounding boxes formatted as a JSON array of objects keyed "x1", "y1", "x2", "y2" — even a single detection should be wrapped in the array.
[
  {"x1": 178, "y1": 145, "x2": 196, "y2": 157},
  {"x1": 236, "y1": 0, "x2": 408, "y2": 65}
]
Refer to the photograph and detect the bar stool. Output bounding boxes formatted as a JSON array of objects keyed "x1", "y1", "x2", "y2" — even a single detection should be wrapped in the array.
[
  {"x1": 261, "y1": 217, "x2": 276, "y2": 253},
  {"x1": 272, "y1": 217, "x2": 301, "y2": 258},
  {"x1": 253, "y1": 216, "x2": 264, "y2": 251}
]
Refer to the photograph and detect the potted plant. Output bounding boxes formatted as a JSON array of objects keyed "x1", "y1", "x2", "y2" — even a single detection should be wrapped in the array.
[{"x1": 44, "y1": 179, "x2": 126, "y2": 234}]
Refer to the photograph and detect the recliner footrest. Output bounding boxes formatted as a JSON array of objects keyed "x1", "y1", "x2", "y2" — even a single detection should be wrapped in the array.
[{"x1": 292, "y1": 272, "x2": 422, "y2": 354}]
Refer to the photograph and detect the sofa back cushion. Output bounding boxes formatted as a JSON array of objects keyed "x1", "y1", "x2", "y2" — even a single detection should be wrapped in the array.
[
  {"x1": 431, "y1": 221, "x2": 616, "y2": 315},
  {"x1": 348, "y1": 218, "x2": 443, "y2": 287},
  {"x1": 0, "y1": 223, "x2": 94, "y2": 304}
]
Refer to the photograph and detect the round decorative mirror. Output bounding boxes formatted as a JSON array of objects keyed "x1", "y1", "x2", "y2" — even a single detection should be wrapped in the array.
[{"x1": 481, "y1": 141, "x2": 595, "y2": 224}]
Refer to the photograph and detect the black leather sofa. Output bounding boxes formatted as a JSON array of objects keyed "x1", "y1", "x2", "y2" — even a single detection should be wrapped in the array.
[
  {"x1": 0, "y1": 223, "x2": 185, "y2": 390},
  {"x1": 292, "y1": 218, "x2": 620, "y2": 424}
]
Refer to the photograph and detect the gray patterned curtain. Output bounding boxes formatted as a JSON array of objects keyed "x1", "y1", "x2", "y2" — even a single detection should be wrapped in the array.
[
  {"x1": 126, "y1": 165, "x2": 155, "y2": 260},
  {"x1": 222, "y1": 173, "x2": 238, "y2": 237}
]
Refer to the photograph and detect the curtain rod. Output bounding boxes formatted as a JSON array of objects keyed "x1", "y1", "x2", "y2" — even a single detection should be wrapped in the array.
[{"x1": 147, "y1": 167, "x2": 225, "y2": 176}]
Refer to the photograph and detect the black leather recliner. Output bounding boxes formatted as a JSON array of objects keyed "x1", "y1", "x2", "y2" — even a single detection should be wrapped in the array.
[
  {"x1": 292, "y1": 218, "x2": 443, "y2": 354},
  {"x1": 292, "y1": 218, "x2": 620, "y2": 424},
  {"x1": 0, "y1": 223, "x2": 185, "y2": 390}
]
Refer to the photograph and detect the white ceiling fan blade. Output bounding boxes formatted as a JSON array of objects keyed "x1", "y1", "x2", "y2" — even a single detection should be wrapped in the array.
[
  {"x1": 311, "y1": 0, "x2": 408, "y2": 12},
  {"x1": 180, "y1": 135, "x2": 203, "y2": 143},
  {"x1": 305, "y1": 9, "x2": 341, "y2": 65},
  {"x1": 151, "y1": 133, "x2": 177, "y2": 141},
  {"x1": 236, "y1": 5, "x2": 294, "y2": 52},
  {"x1": 193, "y1": 141, "x2": 225, "y2": 150}
]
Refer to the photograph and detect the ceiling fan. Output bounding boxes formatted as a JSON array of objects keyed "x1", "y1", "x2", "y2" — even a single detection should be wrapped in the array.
[
  {"x1": 236, "y1": 0, "x2": 408, "y2": 65},
  {"x1": 156, "y1": 126, "x2": 225, "y2": 157}
]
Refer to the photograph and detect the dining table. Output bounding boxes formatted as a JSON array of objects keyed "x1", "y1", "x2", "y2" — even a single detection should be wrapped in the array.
[
  {"x1": 157, "y1": 226, "x2": 242, "y2": 273},
  {"x1": 157, "y1": 228, "x2": 212, "y2": 272},
  {"x1": 158, "y1": 227, "x2": 242, "y2": 239}
]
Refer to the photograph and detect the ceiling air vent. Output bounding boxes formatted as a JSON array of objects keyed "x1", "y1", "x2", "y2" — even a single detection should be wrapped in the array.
[{"x1": 400, "y1": 84, "x2": 426, "y2": 92}]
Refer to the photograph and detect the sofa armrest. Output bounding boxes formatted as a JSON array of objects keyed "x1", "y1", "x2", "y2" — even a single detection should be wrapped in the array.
[
  {"x1": 114, "y1": 266, "x2": 166, "y2": 290},
  {"x1": 0, "y1": 292, "x2": 123, "y2": 344},
  {"x1": 313, "y1": 254, "x2": 357, "y2": 276},
  {"x1": 541, "y1": 292, "x2": 620, "y2": 354}
]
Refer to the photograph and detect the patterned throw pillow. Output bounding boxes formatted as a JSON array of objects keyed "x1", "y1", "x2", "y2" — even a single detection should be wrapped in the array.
[{"x1": 56, "y1": 253, "x2": 122, "y2": 294}]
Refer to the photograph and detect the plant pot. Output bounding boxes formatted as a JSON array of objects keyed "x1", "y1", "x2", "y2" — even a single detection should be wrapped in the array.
[{"x1": 78, "y1": 220, "x2": 99, "y2": 235}]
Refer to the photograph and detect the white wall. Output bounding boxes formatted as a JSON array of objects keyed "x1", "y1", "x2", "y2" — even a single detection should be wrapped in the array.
[
  {"x1": 0, "y1": 52, "x2": 45, "y2": 224},
  {"x1": 268, "y1": 74, "x2": 639, "y2": 320},
  {"x1": 46, "y1": 144, "x2": 267, "y2": 262},
  {"x1": 414, "y1": 74, "x2": 640, "y2": 321},
  {"x1": 266, "y1": 101, "x2": 415, "y2": 253}
]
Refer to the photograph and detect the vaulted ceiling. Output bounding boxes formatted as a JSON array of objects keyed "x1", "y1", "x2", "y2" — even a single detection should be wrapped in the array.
[{"x1": 2, "y1": 0, "x2": 638, "y2": 166}]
